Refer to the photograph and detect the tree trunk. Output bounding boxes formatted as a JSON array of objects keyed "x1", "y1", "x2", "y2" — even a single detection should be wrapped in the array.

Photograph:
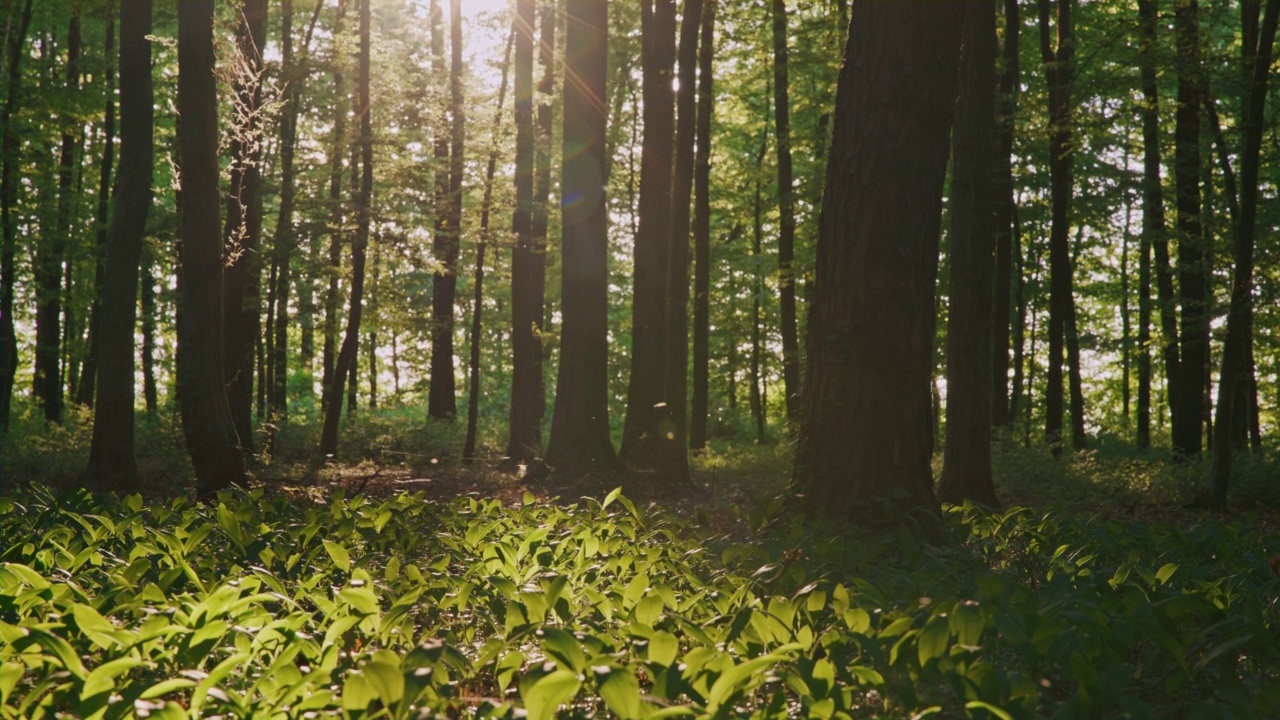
[
  {"x1": 1037, "y1": 0, "x2": 1082, "y2": 455},
  {"x1": 1009, "y1": 204, "x2": 1026, "y2": 432},
  {"x1": 319, "y1": 0, "x2": 372, "y2": 458},
  {"x1": 1208, "y1": 0, "x2": 1278, "y2": 508},
  {"x1": 545, "y1": 0, "x2": 618, "y2": 477},
  {"x1": 464, "y1": 25, "x2": 514, "y2": 465},
  {"x1": 0, "y1": 0, "x2": 32, "y2": 432},
  {"x1": 84, "y1": 0, "x2": 153, "y2": 491},
  {"x1": 140, "y1": 246, "x2": 157, "y2": 415},
  {"x1": 939, "y1": 0, "x2": 998, "y2": 507},
  {"x1": 428, "y1": 0, "x2": 459, "y2": 421},
  {"x1": 1172, "y1": 0, "x2": 1207, "y2": 460},
  {"x1": 321, "y1": 1, "x2": 348, "y2": 414},
  {"x1": 269, "y1": 0, "x2": 298, "y2": 423},
  {"x1": 750, "y1": 108, "x2": 768, "y2": 445},
  {"x1": 659, "y1": 0, "x2": 703, "y2": 482},
  {"x1": 771, "y1": 0, "x2": 800, "y2": 422},
  {"x1": 508, "y1": 0, "x2": 541, "y2": 459},
  {"x1": 797, "y1": 1, "x2": 962, "y2": 526},
  {"x1": 620, "y1": 0, "x2": 676, "y2": 470},
  {"x1": 176, "y1": 0, "x2": 249, "y2": 497},
  {"x1": 76, "y1": 13, "x2": 115, "y2": 409},
  {"x1": 222, "y1": 0, "x2": 268, "y2": 456},
  {"x1": 33, "y1": 12, "x2": 81, "y2": 423},
  {"x1": 991, "y1": 0, "x2": 1019, "y2": 430},
  {"x1": 689, "y1": 0, "x2": 715, "y2": 451}
]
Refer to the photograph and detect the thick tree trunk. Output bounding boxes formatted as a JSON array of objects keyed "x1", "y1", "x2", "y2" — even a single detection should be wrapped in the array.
[
  {"x1": 33, "y1": 13, "x2": 81, "y2": 423},
  {"x1": 176, "y1": 0, "x2": 249, "y2": 497},
  {"x1": 319, "y1": 0, "x2": 372, "y2": 458},
  {"x1": 77, "y1": 8, "x2": 114, "y2": 409},
  {"x1": 1172, "y1": 0, "x2": 1207, "y2": 460},
  {"x1": 84, "y1": 0, "x2": 153, "y2": 491},
  {"x1": 464, "y1": 26, "x2": 514, "y2": 465},
  {"x1": 0, "y1": 0, "x2": 33, "y2": 431},
  {"x1": 689, "y1": 0, "x2": 715, "y2": 451},
  {"x1": 508, "y1": 0, "x2": 541, "y2": 459},
  {"x1": 428, "y1": 0, "x2": 459, "y2": 421},
  {"x1": 797, "y1": 1, "x2": 962, "y2": 526},
  {"x1": 991, "y1": 0, "x2": 1019, "y2": 430},
  {"x1": 771, "y1": 0, "x2": 800, "y2": 422},
  {"x1": 1208, "y1": 0, "x2": 1277, "y2": 508},
  {"x1": 222, "y1": 0, "x2": 268, "y2": 456},
  {"x1": 939, "y1": 0, "x2": 998, "y2": 507},
  {"x1": 620, "y1": 0, "x2": 677, "y2": 471},
  {"x1": 545, "y1": 0, "x2": 618, "y2": 476}
]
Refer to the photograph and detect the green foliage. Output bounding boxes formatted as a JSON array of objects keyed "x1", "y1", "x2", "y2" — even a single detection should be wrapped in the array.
[{"x1": 3, "y1": 486, "x2": 1278, "y2": 718}]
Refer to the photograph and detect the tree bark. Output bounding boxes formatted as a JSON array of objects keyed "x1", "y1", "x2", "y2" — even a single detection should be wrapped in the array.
[
  {"x1": 321, "y1": 0, "x2": 348, "y2": 414},
  {"x1": 222, "y1": 0, "x2": 268, "y2": 456},
  {"x1": 0, "y1": 0, "x2": 33, "y2": 431},
  {"x1": 771, "y1": 0, "x2": 800, "y2": 422},
  {"x1": 797, "y1": 0, "x2": 962, "y2": 526},
  {"x1": 84, "y1": 0, "x2": 153, "y2": 491},
  {"x1": 689, "y1": 0, "x2": 715, "y2": 451},
  {"x1": 428, "y1": 0, "x2": 460, "y2": 420},
  {"x1": 319, "y1": 0, "x2": 372, "y2": 458},
  {"x1": 464, "y1": 25, "x2": 514, "y2": 465},
  {"x1": 140, "y1": 246, "x2": 157, "y2": 415},
  {"x1": 545, "y1": 0, "x2": 618, "y2": 477},
  {"x1": 620, "y1": 0, "x2": 676, "y2": 471},
  {"x1": 1208, "y1": 0, "x2": 1278, "y2": 508},
  {"x1": 508, "y1": 0, "x2": 541, "y2": 459},
  {"x1": 750, "y1": 104, "x2": 768, "y2": 445},
  {"x1": 939, "y1": 0, "x2": 998, "y2": 508},
  {"x1": 176, "y1": 0, "x2": 249, "y2": 497},
  {"x1": 991, "y1": 0, "x2": 1019, "y2": 430},
  {"x1": 1172, "y1": 0, "x2": 1207, "y2": 460},
  {"x1": 269, "y1": 0, "x2": 298, "y2": 424},
  {"x1": 32, "y1": 13, "x2": 80, "y2": 423}
]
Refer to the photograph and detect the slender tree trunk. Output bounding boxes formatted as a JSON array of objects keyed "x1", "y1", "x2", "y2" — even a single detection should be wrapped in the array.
[
  {"x1": 0, "y1": 0, "x2": 33, "y2": 432},
  {"x1": 176, "y1": 0, "x2": 249, "y2": 497},
  {"x1": 508, "y1": 0, "x2": 541, "y2": 459},
  {"x1": 1009, "y1": 204, "x2": 1026, "y2": 432},
  {"x1": 33, "y1": 12, "x2": 81, "y2": 423},
  {"x1": 84, "y1": 0, "x2": 153, "y2": 491},
  {"x1": 1172, "y1": 0, "x2": 1207, "y2": 460},
  {"x1": 464, "y1": 25, "x2": 514, "y2": 464},
  {"x1": 222, "y1": 0, "x2": 268, "y2": 456},
  {"x1": 771, "y1": 0, "x2": 800, "y2": 422},
  {"x1": 321, "y1": 0, "x2": 348, "y2": 414},
  {"x1": 939, "y1": 0, "x2": 998, "y2": 507},
  {"x1": 319, "y1": 0, "x2": 372, "y2": 458},
  {"x1": 1121, "y1": 154, "x2": 1132, "y2": 424},
  {"x1": 750, "y1": 109, "x2": 768, "y2": 445},
  {"x1": 620, "y1": 0, "x2": 676, "y2": 470},
  {"x1": 1037, "y1": 0, "x2": 1082, "y2": 455},
  {"x1": 991, "y1": 0, "x2": 1019, "y2": 430},
  {"x1": 659, "y1": 0, "x2": 703, "y2": 483},
  {"x1": 545, "y1": 0, "x2": 618, "y2": 476},
  {"x1": 689, "y1": 0, "x2": 715, "y2": 450},
  {"x1": 367, "y1": 240, "x2": 378, "y2": 410},
  {"x1": 1208, "y1": 0, "x2": 1277, "y2": 508},
  {"x1": 269, "y1": 0, "x2": 298, "y2": 423},
  {"x1": 79, "y1": 13, "x2": 115, "y2": 409},
  {"x1": 139, "y1": 246, "x2": 157, "y2": 415},
  {"x1": 797, "y1": 0, "x2": 963, "y2": 526},
  {"x1": 428, "y1": 0, "x2": 460, "y2": 420}
]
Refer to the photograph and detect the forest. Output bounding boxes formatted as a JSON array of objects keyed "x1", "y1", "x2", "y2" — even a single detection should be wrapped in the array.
[{"x1": 3, "y1": 0, "x2": 1280, "y2": 717}]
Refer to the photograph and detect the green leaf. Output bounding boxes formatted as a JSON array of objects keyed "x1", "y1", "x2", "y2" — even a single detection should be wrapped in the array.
[
  {"x1": 138, "y1": 678, "x2": 198, "y2": 700},
  {"x1": 323, "y1": 540, "x2": 351, "y2": 573},
  {"x1": 648, "y1": 630, "x2": 679, "y2": 667},
  {"x1": 0, "y1": 661, "x2": 25, "y2": 704},
  {"x1": 950, "y1": 601, "x2": 983, "y2": 647},
  {"x1": 964, "y1": 700, "x2": 1014, "y2": 720},
  {"x1": 343, "y1": 671, "x2": 377, "y2": 712},
  {"x1": 595, "y1": 665, "x2": 642, "y2": 719},
  {"x1": 1155, "y1": 563, "x2": 1178, "y2": 585},
  {"x1": 522, "y1": 669, "x2": 581, "y2": 720},
  {"x1": 917, "y1": 615, "x2": 950, "y2": 666},
  {"x1": 362, "y1": 657, "x2": 405, "y2": 707},
  {"x1": 541, "y1": 628, "x2": 587, "y2": 674},
  {"x1": 339, "y1": 586, "x2": 380, "y2": 616},
  {"x1": 72, "y1": 603, "x2": 119, "y2": 650},
  {"x1": 601, "y1": 487, "x2": 622, "y2": 510},
  {"x1": 81, "y1": 657, "x2": 147, "y2": 701},
  {"x1": 623, "y1": 573, "x2": 650, "y2": 608}
]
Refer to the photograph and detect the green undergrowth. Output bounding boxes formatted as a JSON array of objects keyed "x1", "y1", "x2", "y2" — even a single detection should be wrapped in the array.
[{"x1": 2, "y1": 486, "x2": 1279, "y2": 719}]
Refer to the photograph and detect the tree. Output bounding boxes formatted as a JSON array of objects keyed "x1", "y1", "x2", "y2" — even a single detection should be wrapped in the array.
[
  {"x1": 991, "y1": 0, "x2": 1020, "y2": 430},
  {"x1": 545, "y1": 0, "x2": 617, "y2": 477},
  {"x1": 771, "y1": 0, "x2": 800, "y2": 422},
  {"x1": 1170, "y1": 0, "x2": 1209, "y2": 460},
  {"x1": 222, "y1": 0, "x2": 268, "y2": 456},
  {"x1": 1207, "y1": 0, "x2": 1279, "y2": 508},
  {"x1": 939, "y1": 0, "x2": 998, "y2": 507},
  {"x1": 797, "y1": 1, "x2": 963, "y2": 524},
  {"x1": 689, "y1": 0, "x2": 715, "y2": 451},
  {"x1": 83, "y1": 0, "x2": 153, "y2": 491},
  {"x1": 0, "y1": 0, "x2": 34, "y2": 432},
  {"x1": 427, "y1": 0, "x2": 459, "y2": 421},
  {"x1": 620, "y1": 0, "x2": 676, "y2": 473},
  {"x1": 176, "y1": 0, "x2": 249, "y2": 496},
  {"x1": 319, "y1": 0, "x2": 373, "y2": 458},
  {"x1": 508, "y1": 0, "x2": 541, "y2": 460},
  {"x1": 33, "y1": 11, "x2": 81, "y2": 423}
]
